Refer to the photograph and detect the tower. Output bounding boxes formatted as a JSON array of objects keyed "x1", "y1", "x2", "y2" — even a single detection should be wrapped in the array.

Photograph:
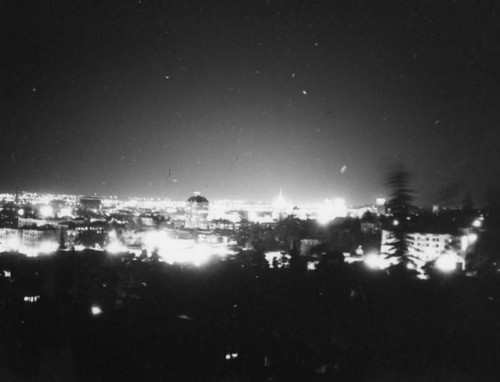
[{"x1": 185, "y1": 192, "x2": 209, "y2": 230}]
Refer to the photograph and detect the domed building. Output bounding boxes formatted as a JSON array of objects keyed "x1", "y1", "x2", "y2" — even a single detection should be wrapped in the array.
[{"x1": 184, "y1": 192, "x2": 209, "y2": 230}]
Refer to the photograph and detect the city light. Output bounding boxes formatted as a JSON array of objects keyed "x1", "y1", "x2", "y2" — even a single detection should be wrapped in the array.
[
  {"x1": 39, "y1": 241, "x2": 58, "y2": 254},
  {"x1": 5, "y1": 236, "x2": 21, "y2": 252},
  {"x1": 435, "y1": 253, "x2": 461, "y2": 272},
  {"x1": 272, "y1": 190, "x2": 290, "y2": 220},
  {"x1": 39, "y1": 205, "x2": 54, "y2": 218},
  {"x1": 24, "y1": 295, "x2": 40, "y2": 303},
  {"x1": 225, "y1": 353, "x2": 239, "y2": 360},
  {"x1": 307, "y1": 261, "x2": 319, "y2": 270},
  {"x1": 468, "y1": 233, "x2": 478, "y2": 244},
  {"x1": 317, "y1": 198, "x2": 347, "y2": 225},
  {"x1": 58, "y1": 207, "x2": 73, "y2": 218},
  {"x1": 2, "y1": 2, "x2": 498, "y2": 378},
  {"x1": 461, "y1": 233, "x2": 478, "y2": 251},
  {"x1": 265, "y1": 251, "x2": 288, "y2": 268},
  {"x1": 143, "y1": 230, "x2": 168, "y2": 253},
  {"x1": 105, "y1": 230, "x2": 129, "y2": 254},
  {"x1": 461, "y1": 236, "x2": 468, "y2": 251},
  {"x1": 364, "y1": 253, "x2": 387, "y2": 270},
  {"x1": 142, "y1": 229, "x2": 234, "y2": 266},
  {"x1": 91, "y1": 305, "x2": 103, "y2": 316},
  {"x1": 192, "y1": 244, "x2": 212, "y2": 266},
  {"x1": 273, "y1": 191, "x2": 287, "y2": 210},
  {"x1": 105, "y1": 240, "x2": 128, "y2": 255}
]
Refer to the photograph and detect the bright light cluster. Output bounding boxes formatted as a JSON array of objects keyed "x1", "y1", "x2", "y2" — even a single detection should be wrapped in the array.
[
  {"x1": 39, "y1": 241, "x2": 58, "y2": 254},
  {"x1": 365, "y1": 249, "x2": 463, "y2": 276},
  {"x1": 472, "y1": 217, "x2": 483, "y2": 228},
  {"x1": 265, "y1": 251, "x2": 289, "y2": 268},
  {"x1": 24, "y1": 295, "x2": 40, "y2": 303},
  {"x1": 58, "y1": 207, "x2": 73, "y2": 218},
  {"x1": 39, "y1": 205, "x2": 54, "y2": 218},
  {"x1": 143, "y1": 230, "x2": 234, "y2": 266},
  {"x1": 104, "y1": 230, "x2": 129, "y2": 254},
  {"x1": 105, "y1": 240, "x2": 128, "y2": 255},
  {"x1": 91, "y1": 305, "x2": 103, "y2": 316},
  {"x1": 364, "y1": 253, "x2": 393, "y2": 270},
  {"x1": 317, "y1": 198, "x2": 347, "y2": 225},
  {"x1": 461, "y1": 233, "x2": 478, "y2": 251},
  {"x1": 435, "y1": 253, "x2": 462, "y2": 272},
  {"x1": 273, "y1": 192, "x2": 287, "y2": 210},
  {"x1": 0, "y1": 237, "x2": 59, "y2": 257},
  {"x1": 5, "y1": 236, "x2": 21, "y2": 252}
]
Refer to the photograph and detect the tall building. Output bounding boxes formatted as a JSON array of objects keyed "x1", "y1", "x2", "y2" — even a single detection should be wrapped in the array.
[{"x1": 185, "y1": 193, "x2": 209, "y2": 230}]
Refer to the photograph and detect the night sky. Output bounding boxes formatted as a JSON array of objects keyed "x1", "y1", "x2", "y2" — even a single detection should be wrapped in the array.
[{"x1": 2, "y1": 0, "x2": 500, "y2": 206}]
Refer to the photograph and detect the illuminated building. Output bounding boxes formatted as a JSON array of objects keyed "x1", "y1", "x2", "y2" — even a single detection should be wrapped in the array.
[
  {"x1": 74, "y1": 222, "x2": 107, "y2": 234},
  {"x1": 79, "y1": 196, "x2": 102, "y2": 213},
  {"x1": 139, "y1": 216, "x2": 157, "y2": 227},
  {"x1": 0, "y1": 227, "x2": 58, "y2": 256},
  {"x1": 185, "y1": 193, "x2": 209, "y2": 230},
  {"x1": 21, "y1": 228, "x2": 58, "y2": 253},
  {"x1": 208, "y1": 219, "x2": 238, "y2": 231},
  {"x1": 141, "y1": 228, "x2": 235, "y2": 265},
  {"x1": 381, "y1": 230, "x2": 465, "y2": 268}
]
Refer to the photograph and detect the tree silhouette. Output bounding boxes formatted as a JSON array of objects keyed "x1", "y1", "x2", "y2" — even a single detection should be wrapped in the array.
[{"x1": 385, "y1": 165, "x2": 416, "y2": 269}]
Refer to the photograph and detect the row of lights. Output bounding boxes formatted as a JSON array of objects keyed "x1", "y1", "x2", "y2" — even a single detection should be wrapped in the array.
[
  {"x1": 364, "y1": 251, "x2": 463, "y2": 274},
  {"x1": 24, "y1": 295, "x2": 40, "y2": 303}
]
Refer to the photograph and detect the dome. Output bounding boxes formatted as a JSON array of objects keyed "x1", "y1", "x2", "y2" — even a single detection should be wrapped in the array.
[{"x1": 187, "y1": 195, "x2": 209, "y2": 203}]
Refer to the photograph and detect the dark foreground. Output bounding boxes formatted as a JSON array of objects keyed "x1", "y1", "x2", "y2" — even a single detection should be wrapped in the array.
[{"x1": 1, "y1": 250, "x2": 500, "y2": 381}]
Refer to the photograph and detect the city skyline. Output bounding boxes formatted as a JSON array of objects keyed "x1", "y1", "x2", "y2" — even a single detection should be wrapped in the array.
[
  {"x1": 2, "y1": 1, "x2": 500, "y2": 206},
  {"x1": 0, "y1": 188, "x2": 365, "y2": 207}
]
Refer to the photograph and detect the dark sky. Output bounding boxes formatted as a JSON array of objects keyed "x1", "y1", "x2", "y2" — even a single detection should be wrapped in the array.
[{"x1": 2, "y1": 0, "x2": 500, "y2": 206}]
